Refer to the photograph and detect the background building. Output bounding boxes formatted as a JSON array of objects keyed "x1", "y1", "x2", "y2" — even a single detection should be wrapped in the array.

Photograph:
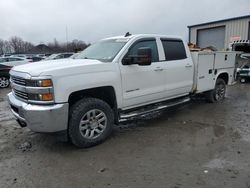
[{"x1": 188, "y1": 15, "x2": 250, "y2": 50}]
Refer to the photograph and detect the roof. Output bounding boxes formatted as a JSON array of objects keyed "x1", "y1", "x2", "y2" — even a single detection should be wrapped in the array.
[
  {"x1": 26, "y1": 44, "x2": 55, "y2": 54},
  {"x1": 188, "y1": 15, "x2": 250, "y2": 28},
  {"x1": 104, "y1": 34, "x2": 184, "y2": 41}
]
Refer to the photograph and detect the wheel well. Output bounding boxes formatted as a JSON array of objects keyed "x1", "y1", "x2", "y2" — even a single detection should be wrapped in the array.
[
  {"x1": 217, "y1": 73, "x2": 229, "y2": 84},
  {"x1": 69, "y1": 86, "x2": 117, "y2": 108},
  {"x1": 0, "y1": 74, "x2": 10, "y2": 78}
]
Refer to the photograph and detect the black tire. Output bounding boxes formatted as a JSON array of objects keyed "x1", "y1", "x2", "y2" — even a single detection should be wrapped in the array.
[
  {"x1": 68, "y1": 98, "x2": 114, "y2": 148},
  {"x1": 0, "y1": 76, "x2": 10, "y2": 88},
  {"x1": 206, "y1": 78, "x2": 226, "y2": 103}
]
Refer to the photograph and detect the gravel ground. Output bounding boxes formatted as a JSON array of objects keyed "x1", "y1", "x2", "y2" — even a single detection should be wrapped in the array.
[{"x1": 0, "y1": 83, "x2": 250, "y2": 188}]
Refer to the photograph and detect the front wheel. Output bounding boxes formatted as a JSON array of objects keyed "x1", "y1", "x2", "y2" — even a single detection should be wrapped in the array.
[
  {"x1": 68, "y1": 98, "x2": 114, "y2": 148},
  {"x1": 0, "y1": 76, "x2": 10, "y2": 88},
  {"x1": 206, "y1": 78, "x2": 226, "y2": 103}
]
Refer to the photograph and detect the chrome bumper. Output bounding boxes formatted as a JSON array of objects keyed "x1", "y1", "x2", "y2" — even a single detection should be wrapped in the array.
[{"x1": 7, "y1": 92, "x2": 68, "y2": 133}]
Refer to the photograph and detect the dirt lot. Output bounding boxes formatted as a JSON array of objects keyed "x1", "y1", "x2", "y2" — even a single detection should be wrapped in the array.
[{"x1": 0, "y1": 84, "x2": 250, "y2": 188}]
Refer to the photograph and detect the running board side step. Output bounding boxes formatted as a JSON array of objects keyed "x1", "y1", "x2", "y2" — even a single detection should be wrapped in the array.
[{"x1": 119, "y1": 97, "x2": 190, "y2": 122}]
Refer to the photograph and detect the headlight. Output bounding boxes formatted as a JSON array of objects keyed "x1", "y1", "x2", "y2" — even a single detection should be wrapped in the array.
[
  {"x1": 26, "y1": 78, "x2": 54, "y2": 103},
  {"x1": 26, "y1": 79, "x2": 53, "y2": 87}
]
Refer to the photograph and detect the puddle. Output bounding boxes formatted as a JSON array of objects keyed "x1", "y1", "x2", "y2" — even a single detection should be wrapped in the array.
[
  {"x1": 213, "y1": 125, "x2": 226, "y2": 137},
  {"x1": 235, "y1": 127, "x2": 250, "y2": 142},
  {"x1": 204, "y1": 158, "x2": 234, "y2": 169}
]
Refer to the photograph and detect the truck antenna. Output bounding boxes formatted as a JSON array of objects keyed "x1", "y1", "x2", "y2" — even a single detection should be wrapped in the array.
[{"x1": 125, "y1": 32, "x2": 132, "y2": 37}]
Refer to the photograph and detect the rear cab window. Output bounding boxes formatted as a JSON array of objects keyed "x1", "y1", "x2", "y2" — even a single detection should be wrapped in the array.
[{"x1": 161, "y1": 39, "x2": 187, "y2": 61}]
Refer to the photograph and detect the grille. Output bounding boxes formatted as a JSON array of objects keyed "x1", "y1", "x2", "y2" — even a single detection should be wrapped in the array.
[
  {"x1": 11, "y1": 76, "x2": 26, "y2": 86},
  {"x1": 13, "y1": 89, "x2": 28, "y2": 100}
]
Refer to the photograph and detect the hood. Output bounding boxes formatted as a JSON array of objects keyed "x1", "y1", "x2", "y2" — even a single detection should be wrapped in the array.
[{"x1": 11, "y1": 58, "x2": 108, "y2": 77}]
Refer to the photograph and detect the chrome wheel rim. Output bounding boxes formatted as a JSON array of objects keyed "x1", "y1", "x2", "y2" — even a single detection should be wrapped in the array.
[
  {"x1": 0, "y1": 77, "x2": 9, "y2": 88},
  {"x1": 79, "y1": 109, "x2": 107, "y2": 139},
  {"x1": 215, "y1": 83, "x2": 225, "y2": 101}
]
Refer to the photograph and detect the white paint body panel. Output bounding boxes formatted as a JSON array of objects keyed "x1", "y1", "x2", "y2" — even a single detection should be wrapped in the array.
[
  {"x1": 191, "y1": 51, "x2": 237, "y2": 93},
  {"x1": 11, "y1": 34, "x2": 237, "y2": 111}
]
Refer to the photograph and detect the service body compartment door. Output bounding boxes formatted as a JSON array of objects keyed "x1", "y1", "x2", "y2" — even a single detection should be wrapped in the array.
[
  {"x1": 196, "y1": 53, "x2": 215, "y2": 92},
  {"x1": 214, "y1": 52, "x2": 236, "y2": 69}
]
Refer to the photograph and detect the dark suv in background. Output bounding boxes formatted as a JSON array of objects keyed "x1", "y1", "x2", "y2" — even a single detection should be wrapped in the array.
[{"x1": 238, "y1": 62, "x2": 250, "y2": 83}]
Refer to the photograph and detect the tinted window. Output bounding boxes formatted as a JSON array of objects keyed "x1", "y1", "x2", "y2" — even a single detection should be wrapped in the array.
[
  {"x1": 0, "y1": 58, "x2": 7, "y2": 62},
  {"x1": 8, "y1": 58, "x2": 22, "y2": 61},
  {"x1": 127, "y1": 40, "x2": 159, "y2": 62},
  {"x1": 243, "y1": 64, "x2": 250, "y2": 69},
  {"x1": 54, "y1": 54, "x2": 64, "y2": 59},
  {"x1": 64, "y1": 54, "x2": 73, "y2": 58},
  {"x1": 161, "y1": 40, "x2": 187, "y2": 61}
]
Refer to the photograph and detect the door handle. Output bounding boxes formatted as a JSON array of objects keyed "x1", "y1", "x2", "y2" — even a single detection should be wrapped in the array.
[
  {"x1": 185, "y1": 64, "x2": 192, "y2": 68},
  {"x1": 154, "y1": 67, "x2": 164, "y2": 71}
]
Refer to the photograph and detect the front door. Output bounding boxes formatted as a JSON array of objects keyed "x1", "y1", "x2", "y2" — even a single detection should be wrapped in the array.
[{"x1": 120, "y1": 39, "x2": 167, "y2": 108}]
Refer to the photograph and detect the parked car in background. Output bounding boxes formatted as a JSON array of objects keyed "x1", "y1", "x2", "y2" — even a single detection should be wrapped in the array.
[
  {"x1": 27, "y1": 56, "x2": 44, "y2": 62},
  {"x1": 238, "y1": 63, "x2": 250, "y2": 83},
  {"x1": 45, "y1": 53, "x2": 74, "y2": 60},
  {"x1": 1, "y1": 54, "x2": 12, "y2": 57},
  {"x1": 69, "y1": 52, "x2": 81, "y2": 59},
  {"x1": 0, "y1": 57, "x2": 30, "y2": 88}
]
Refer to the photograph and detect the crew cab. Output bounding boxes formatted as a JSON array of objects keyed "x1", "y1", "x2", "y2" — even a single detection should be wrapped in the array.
[{"x1": 8, "y1": 34, "x2": 237, "y2": 147}]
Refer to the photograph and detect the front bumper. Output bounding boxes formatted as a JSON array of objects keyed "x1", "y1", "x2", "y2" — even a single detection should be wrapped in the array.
[{"x1": 7, "y1": 92, "x2": 68, "y2": 133}]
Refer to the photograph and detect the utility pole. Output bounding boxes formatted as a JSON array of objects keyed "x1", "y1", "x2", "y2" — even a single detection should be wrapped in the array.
[{"x1": 66, "y1": 26, "x2": 69, "y2": 51}]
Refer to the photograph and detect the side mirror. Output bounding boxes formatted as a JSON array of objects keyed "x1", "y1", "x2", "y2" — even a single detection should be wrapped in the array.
[{"x1": 137, "y1": 47, "x2": 152, "y2": 66}]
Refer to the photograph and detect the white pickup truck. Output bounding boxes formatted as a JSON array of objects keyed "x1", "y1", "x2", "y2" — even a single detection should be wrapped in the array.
[{"x1": 8, "y1": 34, "x2": 237, "y2": 147}]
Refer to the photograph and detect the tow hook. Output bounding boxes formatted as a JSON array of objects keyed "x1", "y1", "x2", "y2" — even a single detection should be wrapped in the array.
[{"x1": 17, "y1": 119, "x2": 27, "y2": 128}]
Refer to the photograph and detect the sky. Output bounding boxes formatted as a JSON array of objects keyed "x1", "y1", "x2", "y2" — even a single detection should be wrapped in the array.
[{"x1": 0, "y1": 0, "x2": 249, "y2": 44}]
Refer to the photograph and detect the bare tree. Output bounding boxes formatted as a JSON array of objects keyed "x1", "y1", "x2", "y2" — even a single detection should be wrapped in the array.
[
  {"x1": 23, "y1": 41, "x2": 34, "y2": 52},
  {"x1": 0, "y1": 39, "x2": 12, "y2": 54},
  {"x1": 0, "y1": 36, "x2": 88, "y2": 55},
  {"x1": 9, "y1": 36, "x2": 24, "y2": 53},
  {"x1": 4, "y1": 41, "x2": 12, "y2": 54},
  {"x1": 8, "y1": 36, "x2": 34, "y2": 53},
  {"x1": 0, "y1": 39, "x2": 4, "y2": 54}
]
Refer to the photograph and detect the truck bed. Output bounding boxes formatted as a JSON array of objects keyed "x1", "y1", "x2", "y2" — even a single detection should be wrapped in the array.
[{"x1": 191, "y1": 51, "x2": 237, "y2": 93}]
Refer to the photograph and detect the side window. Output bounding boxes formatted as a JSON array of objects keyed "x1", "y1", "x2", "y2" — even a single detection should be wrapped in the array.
[
  {"x1": 64, "y1": 54, "x2": 72, "y2": 58},
  {"x1": 243, "y1": 64, "x2": 250, "y2": 69},
  {"x1": 55, "y1": 54, "x2": 64, "y2": 59},
  {"x1": 0, "y1": 58, "x2": 6, "y2": 62},
  {"x1": 127, "y1": 40, "x2": 159, "y2": 62},
  {"x1": 161, "y1": 39, "x2": 187, "y2": 61},
  {"x1": 8, "y1": 58, "x2": 19, "y2": 61}
]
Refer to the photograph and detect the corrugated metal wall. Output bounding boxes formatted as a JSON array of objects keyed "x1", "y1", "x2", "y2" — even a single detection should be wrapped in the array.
[{"x1": 189, "y1": 17, "x2": 250, "y2": 50}]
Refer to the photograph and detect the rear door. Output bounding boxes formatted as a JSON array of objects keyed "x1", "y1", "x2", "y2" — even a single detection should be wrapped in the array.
[
  {"x1": 120, "y1": 38, "x2": 167, "y2": 108},
  {"x1": 160, "y1": 39, "x2": 193, "y2": 97}
]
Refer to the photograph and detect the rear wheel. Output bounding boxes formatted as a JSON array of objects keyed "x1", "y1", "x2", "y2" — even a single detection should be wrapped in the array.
[
  {"x1": 206, "y1": 78, "x2": 226, "y2": 103},
  {"x1": 0, "y1": 76, "x2": 10, "y2": 88},
  {"x1": 68, "y1": 98, "x2": 114, "y2": 148}
]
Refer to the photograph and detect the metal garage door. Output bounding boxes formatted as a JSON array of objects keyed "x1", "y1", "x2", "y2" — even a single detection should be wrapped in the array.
[
  {"x1": 248, "y1": 22, "x2": 250, "y2": 39},
  {"x1": 197, "y1": 26, "x2": 225, "y2": 50}
]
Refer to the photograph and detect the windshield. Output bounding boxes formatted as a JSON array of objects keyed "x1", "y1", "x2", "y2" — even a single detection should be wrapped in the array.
[
  {"x1": 46, "y1": 54, "x2": 58, "y2": 60},
  {"x1": 75, "y1": 39, "x2": 127, "y2": 62}
]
